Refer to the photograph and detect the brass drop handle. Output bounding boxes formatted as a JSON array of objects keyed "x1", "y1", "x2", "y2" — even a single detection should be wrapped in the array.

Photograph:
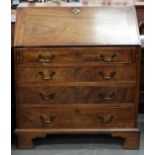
[
  {"x1": 39, "y1": 92, "x2": 55, "y2": 101},
  {"x1": 100, "y1": 53, "x2": 117, "y2": 62},
  {"x1": 38, "y1": 71, "x2": 55, "y2": 80},
  {"x1": 38, "y1": 54, "x2": 55, "y2": 63},
  {"x1": 98, "y1": 91, "x2": 116, "y2": 100},
  {"x1": 40, "y1": 114, "x2": 56, "y2": 124},
  {"x1": 99, "y1": 71, "x2": 116, "y2": 80},
  {"x1": 96, "y1": 113, "x2": 114, "y2": 123}
]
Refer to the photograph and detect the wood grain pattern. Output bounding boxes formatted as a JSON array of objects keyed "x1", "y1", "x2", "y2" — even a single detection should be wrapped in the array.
[
  {"x1": 112, "y1": 130, "x2": 140, "y2": 149},
  {"x1": 17, "y1": 85, "x2": 135, "y2": 104},
  {"x1": 16, "y1": 47, "x2": 136, "y2": 64},
  {"x1": 14, "y1": 6, "x2": 141, "y2": 149},
  {"x1": 16, "y1": 65, "x2": 136, "y2": 83},
  {"x1": 14, "y1": 6, "x2": 140, "y2": 47},
  {"x1": 15, "y1": 128, "x2": 140, "y2": 149},
  {"x1": 17, "y1": 105, "x2": 135, "y2": 129}
]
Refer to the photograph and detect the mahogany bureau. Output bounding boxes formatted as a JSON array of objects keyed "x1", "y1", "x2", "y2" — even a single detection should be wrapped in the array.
[{"x1": 14, "y1": 5, "x2": 141, "y2": 149}]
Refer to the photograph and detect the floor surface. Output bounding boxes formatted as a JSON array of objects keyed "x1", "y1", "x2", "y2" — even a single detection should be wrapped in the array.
[{"x1": 12, "y1": 115, "x2": 144, "y2": 155}]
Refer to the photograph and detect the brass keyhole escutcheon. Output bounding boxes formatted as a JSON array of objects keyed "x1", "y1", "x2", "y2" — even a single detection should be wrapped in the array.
[{"x1": 72, "y1": 8, "x2": 81, "y2": 14}]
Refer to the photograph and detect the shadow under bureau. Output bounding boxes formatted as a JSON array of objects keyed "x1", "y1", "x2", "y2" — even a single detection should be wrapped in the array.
[{"x1": 14, "y1": 5, "x2": 141, "y2": 149}]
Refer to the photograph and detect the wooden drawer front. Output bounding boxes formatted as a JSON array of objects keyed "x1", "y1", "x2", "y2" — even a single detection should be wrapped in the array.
[
  {"x1": 17, "y1": 106, "x2": 135, "y2": 129},
  {"x1": 17, "y1": 65, "x2": 136, "y2": 83},
  {"x1": 17, "y1": 86, "x2": 135, "y2": 104},
  {"x1": 18, "y1": 48, "x2": 135, "y2": 64}
]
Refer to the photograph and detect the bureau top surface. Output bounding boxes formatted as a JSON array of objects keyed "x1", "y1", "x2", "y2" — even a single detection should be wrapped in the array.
[{"x1": 14, "y1": 6, "x2": 140, "y2": 47}]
